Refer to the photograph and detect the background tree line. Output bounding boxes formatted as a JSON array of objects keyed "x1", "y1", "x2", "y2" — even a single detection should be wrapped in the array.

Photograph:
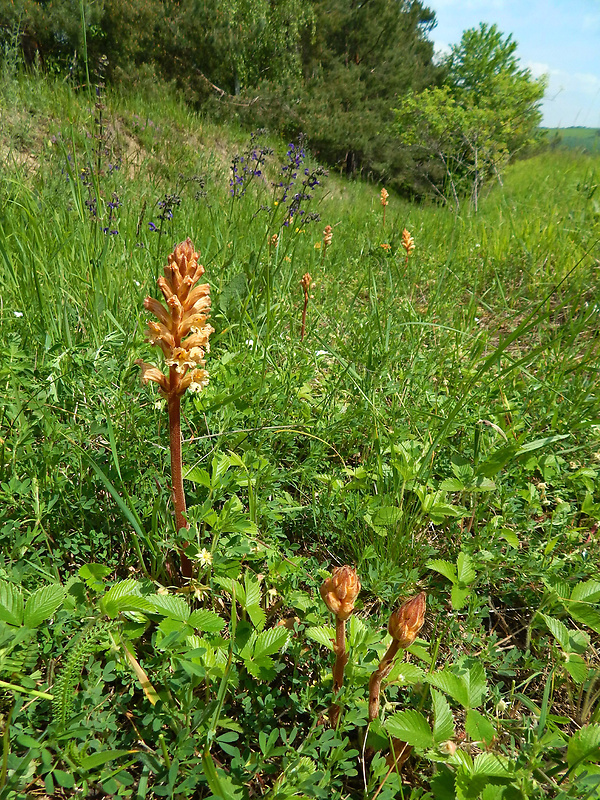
[{"x1": 0, "y1": 0, "x2": 545, "y2": 202}]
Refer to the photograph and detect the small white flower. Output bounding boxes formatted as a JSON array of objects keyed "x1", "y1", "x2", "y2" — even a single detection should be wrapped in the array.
[
  {"x1": 246, "y1": 338, "x2": 254, "y2": 348},
  {"x1": 316, "y1": 350, "x2": 330, "y2": 357},
  {"x1": 197, "y1": 548, "x2": 213, "y2": 567},
  {"x1": 14, "y1": 311, "x2": 23, "y2": 317},
  {"x1": 134, "y1": 280, "x2": 141, "y2": 287}
]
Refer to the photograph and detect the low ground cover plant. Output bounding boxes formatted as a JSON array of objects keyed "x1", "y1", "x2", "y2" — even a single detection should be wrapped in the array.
[{"x1": 0, "y1": 67, "x2": 599, "y2": 799}]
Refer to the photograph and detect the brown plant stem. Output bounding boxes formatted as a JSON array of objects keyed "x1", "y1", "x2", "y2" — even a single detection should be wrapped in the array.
[
  {"x1": 300, "y1": 295, "x2": 309, "y2": 341},
  {"x1": 368, "y1": 638, "x2": 401, "y2": 722},
  {"x1": 330, "y1": 616, "x2": 348, "y2": 726},
  {"x1": 168, "y1": 366, "x2": 193, "y2": 579}
]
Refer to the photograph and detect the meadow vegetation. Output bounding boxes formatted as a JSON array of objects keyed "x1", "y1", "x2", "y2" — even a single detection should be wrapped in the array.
[{"x1": 0, "y1": 63, "x2": 600, "y2": 799}]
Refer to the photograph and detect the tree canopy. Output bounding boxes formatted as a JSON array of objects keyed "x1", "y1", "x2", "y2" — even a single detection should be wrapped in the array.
[
  {"x1": 394, "y1": 23, "x2": 546, "y2": 206},
  {"x1": 1, "y1": 6, "x2": 546, "y2": 197}
]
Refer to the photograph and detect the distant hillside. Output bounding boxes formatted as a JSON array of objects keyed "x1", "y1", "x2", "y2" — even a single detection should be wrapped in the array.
[{"x1": 542, "y1": 126, "x2": 600, "y2": 152}]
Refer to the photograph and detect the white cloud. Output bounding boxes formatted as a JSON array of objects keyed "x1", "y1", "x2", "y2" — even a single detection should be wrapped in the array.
[
  {"x1": 574, "y1": 72, "x2": 600, "y2": 94},
  {"x1": 527, "y1": 61, "x2": 550, "y2": 79}
]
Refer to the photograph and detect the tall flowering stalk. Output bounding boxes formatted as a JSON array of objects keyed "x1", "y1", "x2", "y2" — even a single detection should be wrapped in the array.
[
  {"x1": 401, "y1": 228, "x2": 415, "y2": 268},
  {"x1": 300, "y1": 272, "x2": 312, "y2": 342},
  {"x1": 320, "y1": 566, "x2": 361, "y2": 726},
  {"x1": 322, "y1": 224, "x2": 333, "y2": 260},
  {"x1": 136, "y1": 238, "x2": 213, "y2": 579},
  {"x1": 380, "y1": 188, "x2": 389, "y2": 228},
  {"x1": 368, "y1": 592, "x2": 426, "y2": 722}
]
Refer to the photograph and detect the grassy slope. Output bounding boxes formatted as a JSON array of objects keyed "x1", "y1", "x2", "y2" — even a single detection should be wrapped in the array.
[
  {"x1": 1, "y1": 68, "x2": 600, "y2": 797},
  {"x1": 543, "y1": 126, "x2": 600, "y2": 153}
]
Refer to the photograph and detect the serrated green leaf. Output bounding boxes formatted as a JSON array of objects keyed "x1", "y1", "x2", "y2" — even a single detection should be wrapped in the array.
[
  {"x1": 243, "y1": 574, "x2": 261, "y2": 609},
  {"x1": 472, "y1": 476, "x2": 496, "y2": 491},
  {"x1": 0, "y1": 580, "x2": 23, "y2": 626},
  {"x1": 78, "y1": 563, "x2": 111, "y2": 589},
  {"x1": 305, "y1": 625, "x2": 335, "y2": 651},
  {"x1": 183, "y1": 466, "x2": 211, "y2": 487},
  {"x1": 563, "y1": 653, "x2": 590, "y2": 684},
  {"x1": 439, "y1": 478, "x2": 466, "y2": 492},
  {"x1": 567, "y1": 724, "x2": 600, "y2": 768},
  {"x1": 472, "y1": 752, "x2": 512, "y2": 776},
  {"x1": 465, "y1": 709, "x2": 496, "y2": 746},
  {"x1": 540, "y1": 613, "x2": 571, "y2": 650},
  {"x1": 427, "y1": 669, "x2": 469, "y2": 708},
  {"x1": 103, "y1": 594, "x2": 156, "y2": 618},
  {"x1": 426, "y1": 560, "x2": 457, "y2": 583},
  {"x1": 387, "y1": 661, "x2": 425, "y2": 685},
  {"x1": 464, "y1": 661, "x2": 487, "y2": 709},
  {"x1": 567, "y1": 602, "x2": 600, "y2": 634},
  {"x1": 287, "y1": 591, "x2": 311, "y2": 612},
  {"x1": 102, "y1": 580, "x2": 140, "y2": 607},
  {"x1": 247, "y1": 603, "x2": 266, "y2": 632},
  {"x1": 543, "y1": 575, "x2": 571, "y2": 600},
  {"x1": 571, "y1": 580, "x2": 600, "y2": 604},
  {"x1": 451, "y1": 585, "x2": 470, "y2": 610},
  {"x1": 244, "y1": 655, "x2": 275, "y2": 680},
  {"x1": 149, "y1": 594, "x2": 190, "y2": 622},
  {"x1": 385, "y1": 710, "x2": 434, "y2": 749},
  {"x1": 188, "y1": 609, "x2": 225, "y2": 633},
  {"x1": 568, "y1": 629, "x2": 591, "y2": 654},
  {"x1": 23, "y1": 584, "x2": 65, "y2": 628},
  {"x1": 457, "y1": 552, "x2": 476, "y2": 584},
  {"x1": 430, "y1": 502, "x2": 467, "y2": 520},
  {"x1": 254, "y1": 627, "x2": 289, "y2": 658},
  {"x1": 431, "y1": 688, "x2": 454, "y2": 744}
]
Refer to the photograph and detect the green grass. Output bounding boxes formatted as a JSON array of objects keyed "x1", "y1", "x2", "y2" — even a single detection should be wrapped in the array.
[
  {"x1": 1, "y1": 68, "x2": 600, "y2": 799},
  {"x1": 543, "y1": 126, "x2": 600, "y2": 153}
]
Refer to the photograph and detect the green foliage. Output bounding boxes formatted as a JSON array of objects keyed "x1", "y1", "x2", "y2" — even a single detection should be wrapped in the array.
[
  {"x1": 395, "y1": 23, "x2": 546, "y2": 205},
  {"x1": 0, "y1": 71, "x2": 599, "y2": 798},
  {"x1": 247, "y1": 0, "x2": 440, "y2": 187}
]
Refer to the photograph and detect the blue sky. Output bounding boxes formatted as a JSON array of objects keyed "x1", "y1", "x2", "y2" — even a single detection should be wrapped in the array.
[{"x1": 426, "y1": 0, "x2": 600, "y2": 128}]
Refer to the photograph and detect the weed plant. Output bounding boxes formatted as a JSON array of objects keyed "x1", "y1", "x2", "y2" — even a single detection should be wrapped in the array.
[{"x1": 0, "y1": 67, "x2": 599, "y2": 798}]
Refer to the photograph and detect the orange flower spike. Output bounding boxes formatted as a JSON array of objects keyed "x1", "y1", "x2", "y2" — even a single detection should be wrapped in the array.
[{"x1": 137, "y1": 238, "x2": 212, "y2": 582}]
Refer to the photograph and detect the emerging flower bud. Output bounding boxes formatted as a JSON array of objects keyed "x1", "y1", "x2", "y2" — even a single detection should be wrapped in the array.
[
  {"x1": 320, "y1": 566, "x2": 361, "y2": 621},
  {"x1": 388, "y1": 592, "x2": 426, "y2": 648}
]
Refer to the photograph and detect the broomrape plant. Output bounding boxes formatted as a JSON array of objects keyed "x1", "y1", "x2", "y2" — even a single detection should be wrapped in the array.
[{"x1": 136, "y1": 238, "x2": 213, "y2": 579}]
